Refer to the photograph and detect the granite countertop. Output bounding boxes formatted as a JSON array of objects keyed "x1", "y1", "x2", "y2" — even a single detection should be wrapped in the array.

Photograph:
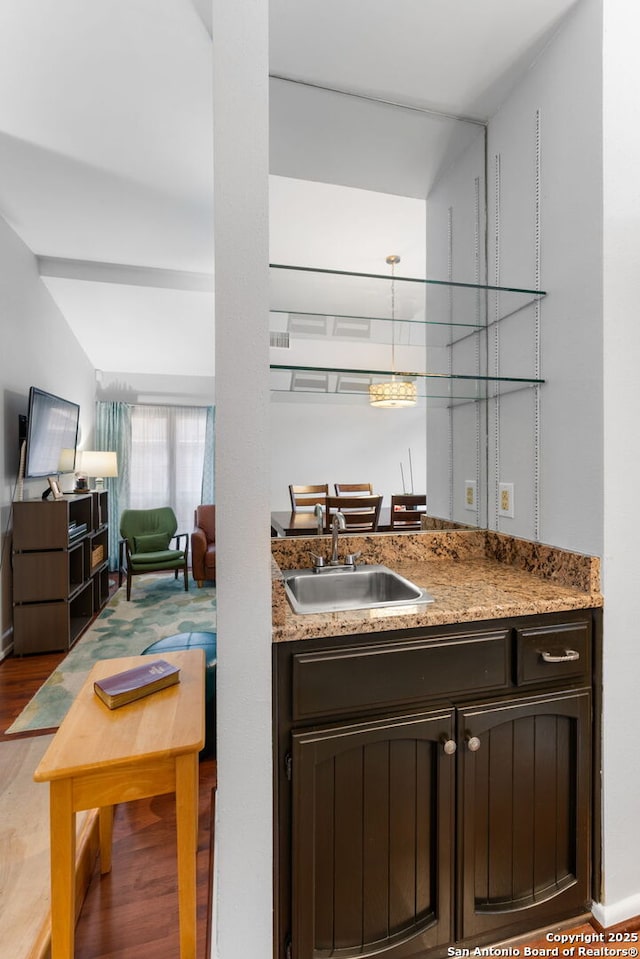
[{"x1": 271, "y1": 530, "x2": 602, "y2": 643}]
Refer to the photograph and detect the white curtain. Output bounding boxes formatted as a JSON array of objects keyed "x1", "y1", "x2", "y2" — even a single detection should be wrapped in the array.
[{"x1": 129, "y1": 405, "x2": 210, "y2": 535}]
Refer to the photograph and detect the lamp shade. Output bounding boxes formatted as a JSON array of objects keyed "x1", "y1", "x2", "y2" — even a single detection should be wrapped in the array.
[
  {"x1": 369, "y1": 381, "x2": 418, "y2": 408},
  {"x1": 57, "y1": 447, "x2": 76, "y2": 472},
  {"x1": 77, "y1": 450, "x2": 118, "y2": 478}
]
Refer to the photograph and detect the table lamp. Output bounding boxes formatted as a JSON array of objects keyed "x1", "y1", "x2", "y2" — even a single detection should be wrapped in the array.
[
  {"x1": 76, "y1": 450, "x2": 118, "y2": 490},
  {"x1": 57, "y1": 447, "x2": 76, "y2": 473}
]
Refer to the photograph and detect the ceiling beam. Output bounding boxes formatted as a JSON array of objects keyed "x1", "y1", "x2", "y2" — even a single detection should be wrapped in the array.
[{"x1": 37, "y1": 256, "x2": 213, "y2": 292}]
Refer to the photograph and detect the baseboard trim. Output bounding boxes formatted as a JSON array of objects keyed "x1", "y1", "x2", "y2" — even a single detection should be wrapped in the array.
[
  {"x1": 206, "y1": 786, "x2": 216, "y2": 958},
  {"x1": 592, "y1": 896, "x2": 640, "y2": 930},
  {"x1": 0, "y1": 642, "x2": 13, "y2": 663}
]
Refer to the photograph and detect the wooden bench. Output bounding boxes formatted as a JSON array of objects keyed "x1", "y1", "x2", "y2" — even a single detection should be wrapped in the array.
[{"x1": 0, "y1": 735, "x2": 99, "y2": 959}]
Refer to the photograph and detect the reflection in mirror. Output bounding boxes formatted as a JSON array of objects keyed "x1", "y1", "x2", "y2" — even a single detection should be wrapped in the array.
[{"x1": 268, "y1": 76, "x2": 491, "y2": 528}]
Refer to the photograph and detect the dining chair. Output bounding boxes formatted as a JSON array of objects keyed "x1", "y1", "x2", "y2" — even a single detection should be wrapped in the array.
[
  {"x1": 289, "y1": 484, "x2": 329, "y2": 512},
  {"x1": 334, "y1": 483, "x2": 374, "y2": 495},
  {"x1": 326, "y1": 494, "x2": 383, "y2": 532},
  {"x1": 390, "y1": 494, "x2": 427, "y2": 530}
]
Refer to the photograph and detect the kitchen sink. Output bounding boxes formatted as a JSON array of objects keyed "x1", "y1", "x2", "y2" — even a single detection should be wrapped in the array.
[{"x1": 282, "y1": 564, "x2": 435, "y2": 615}]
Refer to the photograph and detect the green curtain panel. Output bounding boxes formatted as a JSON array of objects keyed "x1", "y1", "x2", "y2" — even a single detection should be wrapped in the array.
[{"x1": 95, "y1": 401, "x2": 131, "y2": 571}]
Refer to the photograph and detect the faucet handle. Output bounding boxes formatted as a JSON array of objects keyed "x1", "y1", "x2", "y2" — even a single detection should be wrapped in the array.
[
  {"x1": 308, "y1": 551, "x2": 326, "y2": 569},
  {"x1": 343, "y1": 551, "x2": 361, "y2": 567}
]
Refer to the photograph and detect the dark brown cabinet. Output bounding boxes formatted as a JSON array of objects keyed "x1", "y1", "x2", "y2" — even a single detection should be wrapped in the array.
[
  {"x1": 457, "y1": 688, "x2": 591, "y2": 942},
  {"x1": 274, "y1": 609, "x2": 599, "y2": 959},
  {"x1": 12, "y1": 491, "x2": 110, "y2": 654},
  {"x1": 291, "y1": 708, "x2": 455, "y2": 958}
]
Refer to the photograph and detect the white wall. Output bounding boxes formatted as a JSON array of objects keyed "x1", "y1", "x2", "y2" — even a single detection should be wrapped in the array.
[
  {"x1": 0, "y1": 214, "x2": 96, "y2": 659},
  {"x1": 269, "y1": 176, "x2": 426, "y2": 276},
  {"x1": 96, "y1": 369, "x2": 214, "y2": 406},
  {"x1": 486, "y1": 0, "x2": 640, "y2": 926},
  {"x1": 426, "y1": 124, "x2": 487, "y2": 525},
  {"x1": 486, "y1": 0, "x2": 603, "y2": 553},
  {"x1": 269, "y1": 177, "x2": 427, "y2": 510},
  {"x1": 270, "y1": 395, "x2": 426, "y2": 510},
  {"x1": 598, "y1": 0, "x2": 640, "y2": 925}
]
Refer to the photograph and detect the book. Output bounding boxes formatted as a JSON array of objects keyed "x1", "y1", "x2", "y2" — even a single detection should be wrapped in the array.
[{"x1": 94, "y1": 659, "x2": 180, "y2": 709}]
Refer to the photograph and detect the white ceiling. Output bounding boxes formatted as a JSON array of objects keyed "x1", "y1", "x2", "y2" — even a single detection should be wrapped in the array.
[{"x1": 0, "y1": 0, "x2": 581, "y2": 377}]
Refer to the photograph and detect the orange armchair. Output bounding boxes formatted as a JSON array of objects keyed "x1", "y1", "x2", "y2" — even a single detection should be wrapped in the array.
[{"x1": 191, "y1": 505, "x2": 216, "y2": 586}]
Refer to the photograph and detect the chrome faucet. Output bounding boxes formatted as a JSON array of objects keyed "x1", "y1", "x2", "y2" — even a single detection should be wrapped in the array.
[
  {"x1": 330, "y1": 511, "x2": 346, "y2": 565},
  {"x1": 314, "y1": 502, "x2": 324, "y2": 535}
]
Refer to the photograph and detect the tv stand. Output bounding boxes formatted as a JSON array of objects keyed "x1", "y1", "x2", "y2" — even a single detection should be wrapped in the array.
[{"x1": 12, "y1": 492, "x2": 110, "y2": 655}]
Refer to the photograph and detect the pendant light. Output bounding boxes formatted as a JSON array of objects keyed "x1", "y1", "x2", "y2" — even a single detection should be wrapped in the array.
[{"x1": 369, "y1": 254, "x2": 418, "y2": 408}]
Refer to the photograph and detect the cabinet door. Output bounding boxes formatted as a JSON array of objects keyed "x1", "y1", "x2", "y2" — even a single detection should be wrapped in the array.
[
  {"x1": 458, "y1": 688, "x2": 591, "y2": 942},
  {"x1": 291, "y1": 708, "x2": 455, "y2": 959}
]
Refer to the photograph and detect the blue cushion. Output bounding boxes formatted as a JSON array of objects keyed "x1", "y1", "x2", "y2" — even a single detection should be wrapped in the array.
[{"x1": 142, "y1": 631, "x2": 217, "y2": 757}]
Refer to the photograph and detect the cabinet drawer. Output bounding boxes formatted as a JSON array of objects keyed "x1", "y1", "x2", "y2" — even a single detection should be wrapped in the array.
[
  {"x1": 13, "y1": 544, "x2": 85, "y2": 603},
  {"x1": 293, "y1": 629, "x2": 511, "y2": 721},
  {"x1": 13, "y1": 602, "x2": 70, "y2": 654},
  {"x1": 13, "y1": 551, "x2": 69, "y2": 602},
  {"x1": 516, "y1": 620, "x2": 591, "y2": 686}
]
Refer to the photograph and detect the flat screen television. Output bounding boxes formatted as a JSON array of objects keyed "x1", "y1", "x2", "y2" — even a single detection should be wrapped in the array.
[{"x1": 24, "y1": 387, "x2": 80, "y2": 478}]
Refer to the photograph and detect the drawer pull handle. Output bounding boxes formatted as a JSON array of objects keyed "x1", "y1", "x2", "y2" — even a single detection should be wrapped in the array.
[
  {"x1": 466, "y1": 736, "x2": 481, "y2": 752},
  {"x1": 541, "y1": 649, "x2": 580, "y2": 664},
  {"x1": 442, "y1": 739, "x2": 457, "y2": 756}
]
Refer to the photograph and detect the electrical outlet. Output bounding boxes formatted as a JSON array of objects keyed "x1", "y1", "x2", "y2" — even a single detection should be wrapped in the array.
[
  {"x1": 498, "y1": 482, "x2": 515, "y2": 518},
  {"x1": 464, "y1": 480, "x2": 477, "y2": 511}
]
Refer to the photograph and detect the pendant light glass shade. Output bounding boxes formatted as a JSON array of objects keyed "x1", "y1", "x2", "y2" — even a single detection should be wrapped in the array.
[
  {"x1": 369, "y1": 380, "x2": 418, "y2": 408},
  {"x1": 370, "y1": 253, "x2": 417, "y2": 409}
]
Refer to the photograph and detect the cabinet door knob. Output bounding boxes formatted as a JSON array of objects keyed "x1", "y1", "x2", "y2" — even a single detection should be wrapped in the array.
[
  {"x1": 442, "y1": 739, "x2": 457, "y2": 755},
  {"x1": 466, "y1": 735, "x2": 481, "y2": 752},
  {"x1": 541, "y1": 649, "x2": 580, "y2": 663}
]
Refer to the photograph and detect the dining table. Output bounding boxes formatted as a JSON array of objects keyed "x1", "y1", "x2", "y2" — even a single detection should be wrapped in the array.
[{"x1": 271, "y1": 507, "x2": 398, "y2": 536}]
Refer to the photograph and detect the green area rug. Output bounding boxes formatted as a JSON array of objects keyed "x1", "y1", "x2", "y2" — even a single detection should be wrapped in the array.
[{"x1": 7, "y1": 573, "x2": 216, "y2": 734}]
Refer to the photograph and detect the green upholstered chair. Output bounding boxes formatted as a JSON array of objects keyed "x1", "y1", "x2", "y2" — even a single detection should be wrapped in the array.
[{"x1": 118, "y1": 507, "x2": 189, "y2": 600}]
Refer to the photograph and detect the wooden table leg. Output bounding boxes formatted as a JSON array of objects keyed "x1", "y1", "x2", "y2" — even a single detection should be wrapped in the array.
[
  {"x1": 99, "y1": 805, "x2": 114, "y2": 874},
  {"x1": 49, "y1": 779, "x2": 76, "y2": 959},
  {"x1": 175, "y1": 752, "x2": 199, "y2": 959}
]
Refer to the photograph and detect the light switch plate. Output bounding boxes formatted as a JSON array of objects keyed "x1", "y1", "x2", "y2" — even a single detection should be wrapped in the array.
[{"x1": 498, "y1": 482, "x2": 515, "y2": 518}]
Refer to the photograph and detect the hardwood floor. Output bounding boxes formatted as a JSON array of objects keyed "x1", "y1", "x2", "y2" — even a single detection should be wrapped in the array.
[
  {"x1": 0, "y1": 648, "x2": 216, "y2": 959},
  {"x1": 74, "y1": 759, "x2": 216, "y2": 959},
  {"x1": 510, "y1": 916, "x2": 640, "y2": 954},
  {"x1": 0, "y1": 649, "x2": 66, "y2": 737}
]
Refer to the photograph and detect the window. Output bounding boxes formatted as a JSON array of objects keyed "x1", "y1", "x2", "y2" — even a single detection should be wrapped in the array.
[{"x1": 129, "y1": 405, "x2": 209, "y2": 535}]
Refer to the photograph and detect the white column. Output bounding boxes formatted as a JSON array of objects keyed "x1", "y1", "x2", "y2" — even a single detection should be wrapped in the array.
[
  {"x1": 211, "y1": 1, "x2": 272, "y2": 956},
  {"x1": 597, "y1": 0, "x2": 640, "y2": 927}
]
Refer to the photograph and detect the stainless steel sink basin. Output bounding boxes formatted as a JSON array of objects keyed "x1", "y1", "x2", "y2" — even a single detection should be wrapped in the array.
[{"x1": 282, "y1": 564, "x2": 435, "y2": 615}]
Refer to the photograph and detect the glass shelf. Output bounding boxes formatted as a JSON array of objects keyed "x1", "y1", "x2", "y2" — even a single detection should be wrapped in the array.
[
  {"x1": 270, "y1": 263, "x2": 546, "y2": 349},
  {"x1": 270, "y1": 364, "x2": 544, "y2": 407},
  {"x1": 269, "y1": 264, "x2": 546, "y2": 399}
]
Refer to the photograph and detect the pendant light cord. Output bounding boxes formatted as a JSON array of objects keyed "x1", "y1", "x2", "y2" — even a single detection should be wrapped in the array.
[{"x1": 387, "y1": 253, "x2": 400, "y2": 376}]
